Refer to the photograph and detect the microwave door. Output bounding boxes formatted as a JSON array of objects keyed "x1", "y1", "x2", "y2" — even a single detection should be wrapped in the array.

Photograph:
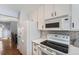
[{"x1": 45, "y1": 22, "x2": 60, "y2": 28}]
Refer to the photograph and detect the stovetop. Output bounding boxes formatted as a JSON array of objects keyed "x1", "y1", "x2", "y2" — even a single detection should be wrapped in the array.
[{"x1": 40, "y1": 40, "x2": 68, "y2": 53}]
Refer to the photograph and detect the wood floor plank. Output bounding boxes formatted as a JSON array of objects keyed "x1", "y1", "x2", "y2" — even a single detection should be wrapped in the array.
[{"x1": 1, "y1": 39, "x2": 22, "y2": 55}]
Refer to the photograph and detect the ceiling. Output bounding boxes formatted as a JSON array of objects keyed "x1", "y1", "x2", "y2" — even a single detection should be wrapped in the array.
[{"x1": 0, "y1": 4, "x2": 42, "y2": 14}]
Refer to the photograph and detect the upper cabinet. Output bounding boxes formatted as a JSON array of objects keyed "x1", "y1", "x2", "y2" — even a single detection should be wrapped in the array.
[
  {"x1": 31, "y1": 5, "x2": 44, "y2": 30},
  {"x1": 44, "y1": 5, "x2": 54, "y2": 20},
  {"x1": 37, "y1": 5, "x2": 44, "y2": 30},
  {"x1": 54, "y1": 4, "x2": 70, "y2": 17},
  {"x1": 44, "y1": 4, "x2": 70, "y2": 20},
  {"x1": 71, "y1": 5, "x2": 79, "y2": 31}
]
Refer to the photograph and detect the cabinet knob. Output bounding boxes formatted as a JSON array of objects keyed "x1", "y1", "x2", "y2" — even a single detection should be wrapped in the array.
[
  {"x1": 34, "y1": 48, "x2": 37, "y2": 51},
  {"x1": 55, "y1": 12, "x2": 56, "y2": 16}
]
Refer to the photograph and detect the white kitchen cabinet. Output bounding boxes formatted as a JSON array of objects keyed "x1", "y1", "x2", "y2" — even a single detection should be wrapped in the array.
[
  {"x1": 44, "y1": 4, "x2": 54, "y2": 20},
  {"x1": 54, "y1": 4, "x2": 70, "y2": 17},
  {"x1": 37, "y1": 5, "x2": 44, "y2": 30},
  {"x1": 71, "y1": 5, "x2": 79, "y2": 31},
  {"x1": 30, "y1": 5, "x2": 45, "y2": 30},
  {"x1": 30, "y1": 8, "x2": 43, "y2": 30},
  {"x1": 44, "y1": 4, "x2": 70, "y2": 20},
  {"x1": 32, "y1": 42, "x2": 39, "y2": 55}
]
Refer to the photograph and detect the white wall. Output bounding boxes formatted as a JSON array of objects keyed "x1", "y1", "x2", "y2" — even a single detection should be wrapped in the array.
[{"x1": 17, "y1": 11, "x2": 29, "y2": 54}]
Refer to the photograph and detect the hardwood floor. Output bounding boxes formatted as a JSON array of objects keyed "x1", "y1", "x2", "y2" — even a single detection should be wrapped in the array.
[{"x1": 1, "y1": 39, "x2": 22, "y2": 55}]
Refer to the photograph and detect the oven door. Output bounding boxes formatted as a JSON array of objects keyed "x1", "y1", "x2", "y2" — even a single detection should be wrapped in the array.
[
  {"x1": 45, "y1": 18, "x2": 62, "y2": 30},
  {"x1": 38, "y1": 46, "x2": 56, "y2": 55}
]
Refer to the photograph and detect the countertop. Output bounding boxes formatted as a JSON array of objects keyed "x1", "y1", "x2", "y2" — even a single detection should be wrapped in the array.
[
  {"x1": 32, "y1": 38, "x2": 46, "y2": 44},
  {"x1": 69, "y1": 45, "x2": 79, "y2": 55},
  {"x1": 32, "y1": 38, "x2": 66, "y2": 55}
]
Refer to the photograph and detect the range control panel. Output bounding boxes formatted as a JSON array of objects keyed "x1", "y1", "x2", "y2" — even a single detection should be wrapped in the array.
[{"x1": 47, "y1": 34, "x2": 70, "y2": 45}]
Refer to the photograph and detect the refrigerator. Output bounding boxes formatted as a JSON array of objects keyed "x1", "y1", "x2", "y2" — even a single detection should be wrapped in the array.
[{"x1": 17, "y1": 20, "x2": 40, "y2": 55}]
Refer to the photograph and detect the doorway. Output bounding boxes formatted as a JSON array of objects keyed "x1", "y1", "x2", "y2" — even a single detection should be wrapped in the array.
[{"x1": 0, "y1": 22, "x2": 21, "y2": 55}]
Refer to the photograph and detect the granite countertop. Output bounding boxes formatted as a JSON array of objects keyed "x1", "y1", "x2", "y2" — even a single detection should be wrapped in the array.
[
  {"x1": 32, "y1": 38, "x2": 79, "y2": 55},
  {"x1": 32, "y1": 38, "x2": 46, "y2": 44},
  {"x1": 68, "y1": 45, "x2": 79, "y2": 55}
]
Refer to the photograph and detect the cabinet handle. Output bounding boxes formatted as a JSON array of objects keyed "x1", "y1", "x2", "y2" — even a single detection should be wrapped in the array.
[
  {"x1": 34, "y1": 48, "x2": 37, "y2": 51},
  {"x1": 55, "y1": 12, "x2": 56, "y2": 16},
  {"x1": 72, "y1": 23, "x2": 74, "y2": 28}
]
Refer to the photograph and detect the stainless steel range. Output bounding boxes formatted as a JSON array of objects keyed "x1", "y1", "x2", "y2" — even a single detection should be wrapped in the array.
[{"x1": 39, "y1": 34, "x2": 70, "y2": 55}]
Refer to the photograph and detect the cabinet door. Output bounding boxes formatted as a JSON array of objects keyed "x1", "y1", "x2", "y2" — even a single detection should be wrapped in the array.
[
  {"x1": 44, "y1": 4, "x2": 54, "y2": 19},
  {"x1": 32, "y1": 42, "x2": 39, "y2": 55},
  {"x1": 54, "y1": 4, "x2": 70, "y2": 17},
  {"x1": 38, "y1": 6, "x2": 44, "y2": 30},
  {"x1": 71, "y1": 5, "x2": 79, "y2": 30}
]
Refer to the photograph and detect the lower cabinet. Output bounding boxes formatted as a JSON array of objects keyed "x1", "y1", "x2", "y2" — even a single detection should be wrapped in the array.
[{"x1": 32, "y1": 42, "x2": 39, "y2": 55}]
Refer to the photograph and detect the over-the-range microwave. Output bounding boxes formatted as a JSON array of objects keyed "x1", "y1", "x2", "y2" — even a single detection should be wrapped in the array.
[{"x1": 44, "y1": 15, "x2": 71, "y2": 30}]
